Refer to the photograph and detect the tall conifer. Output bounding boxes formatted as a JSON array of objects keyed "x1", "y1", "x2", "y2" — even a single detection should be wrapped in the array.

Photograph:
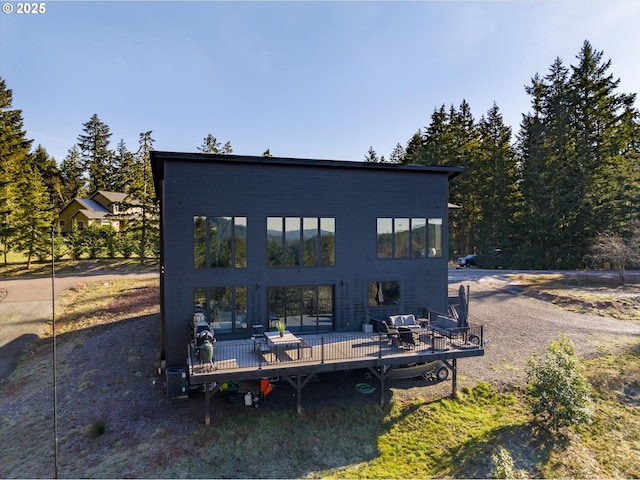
[
  {"x1": 77, "y1": 114, "x2": 113, "y2": 193},
  {"x1": 0, "y1": 78, "x2": 32, "y2": 264}
]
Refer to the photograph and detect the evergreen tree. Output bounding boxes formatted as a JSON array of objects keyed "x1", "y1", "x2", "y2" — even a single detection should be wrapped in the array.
[
  {"x1": 517, "y1": 41, "x2": 640, "y2": 268},
  {"x1": 388, "y1": 143, "x2": 405, "y2": 164},
  {"x1": 77, "y1": 114, "x2": 113, "y2": 193},
  {"x1": 30, "y1": 144, "x2": 64, "y2": 210},
  {"x1": 516, "y1": 74, "x2": 554, "y2": 268},
  {"x1": 0, "y1": 77, "x2": 33, "y2": 264},
  {"x1": 526, "y1": 335, "x2": 592, "y2": 435},
  {"x1": 422, "y1": 105, "x2": 453, "y2": 166},
  {"x1": 403, "y1": 131, "x2": 425, "y2": 165},
  {"x1": 65, "y1": 222, "x2": 85, "y2": 263},
  {"x1": 415, "y1": 101, "x2": 482, "y2": 258},
  {"x1": 447, "y1": 101, "x2": 482, "y2": 258},
  {"x1": 12, "y1": 162, "x2": 54, "y2": 268},
  {"x1": 60, "y1": 146, "x2": 86, "y2": 203},
  {"x1": 262, "y1": 149, "x2": 272, "y2": 157},
  {"x1": 569, "y1": 41, "x2": 640, "y2": 252},
  {"x1": 112, "y1": 139, "x2": 135, "y2": 193},
  {"x1": 128, "y1": 130, "x2": 158, "y2": 264},
  {"x1": 364, "y1": 146, "x2": 380, "y2": 163},
  {"x1": 476, "y1": 103, "x2": 519, "y2": 265},
  {"x1": 198, "y1": 134, "x2": 232, "y2": 154}
]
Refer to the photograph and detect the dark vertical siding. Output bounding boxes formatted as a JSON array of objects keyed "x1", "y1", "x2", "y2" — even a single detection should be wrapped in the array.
[{"x1": 156, "y1": 155, "x2": 456, "y2": 368}]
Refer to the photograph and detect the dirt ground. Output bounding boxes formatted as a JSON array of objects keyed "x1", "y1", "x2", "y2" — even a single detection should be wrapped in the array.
[{"x1": 1, "y1": 272, "x2": 639, "y2": 478}]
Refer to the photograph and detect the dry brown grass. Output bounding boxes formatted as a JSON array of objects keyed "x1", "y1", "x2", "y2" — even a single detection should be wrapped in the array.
[{"x1": 506, "y1": 272, "x2": 640, "y2": 321}]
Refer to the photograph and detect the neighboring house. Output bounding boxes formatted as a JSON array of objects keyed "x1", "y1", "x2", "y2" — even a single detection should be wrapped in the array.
[
  {"x1": 151, "y1": 151, "x2": 463, "y2": 370},
  {"x1": 57, "y1": 190, "x2": 134, "y2": 233}
]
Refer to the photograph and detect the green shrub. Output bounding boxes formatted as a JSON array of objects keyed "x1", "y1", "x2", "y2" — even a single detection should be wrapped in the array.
[
  {"x1": 526, "y1": 334, "x2": 592, "y2": 435},
  {"x1": 491, "y1": 446, "x2": 528, "y2": 479}
]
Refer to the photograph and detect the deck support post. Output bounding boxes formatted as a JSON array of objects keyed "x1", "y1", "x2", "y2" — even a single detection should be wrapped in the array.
[
  {"x1": 451, "y1": 358, "x2": 457, "y2": 397},
  {"x1": 283, "y1": 374, "x2": 315, "y2": 414},
  {"x1": 366, "y1": 366, "x2": 389, "y2": 407},
  {"x1": 204, "y1": 381, "x2": 222, "y2": 426}
]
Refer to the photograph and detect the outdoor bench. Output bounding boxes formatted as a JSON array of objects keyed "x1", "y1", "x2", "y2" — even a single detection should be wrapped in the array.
[{"x1": 427, "y1": 315, "x2": 462, "y2": 338}]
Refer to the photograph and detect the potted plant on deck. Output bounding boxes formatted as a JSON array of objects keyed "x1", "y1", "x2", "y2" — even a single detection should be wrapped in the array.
[
  {"x1": 275, "y1": 320, "x2": 287, "y2": 337},
  {"x1": 362, "y1": 318, "x2": 373, "y2": 334}
]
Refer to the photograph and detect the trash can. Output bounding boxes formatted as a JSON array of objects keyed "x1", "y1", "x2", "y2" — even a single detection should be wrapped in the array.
[
  {"x1": 432, "y1": 336, "x2": 446, "y2": 351},
  {"x1": 166, "y1": 367, "x2": 188, "y2": 398}
]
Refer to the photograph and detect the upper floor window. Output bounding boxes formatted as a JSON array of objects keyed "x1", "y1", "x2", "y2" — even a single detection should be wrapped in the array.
[
  {"x1": 377, "y1": 217, "x2": 442, "y2": 259},
  {"x1": 194, "y1": 216, "x2": 247, "y2": 269},
  {"x1": 428, "y1": 218, "x2": 443, "y2": 258},
  {"x1": 267, "y1": 216, "x2": 335, "y2": 267}
]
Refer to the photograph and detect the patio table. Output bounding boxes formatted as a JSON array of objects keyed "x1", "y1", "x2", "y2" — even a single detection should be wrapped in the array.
[{"x1": 264, "y1": 330, "x2": 309, "y2": 361}]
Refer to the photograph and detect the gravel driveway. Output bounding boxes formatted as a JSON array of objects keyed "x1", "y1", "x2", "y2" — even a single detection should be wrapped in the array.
[{"x1": 387, "y1": 270, "x2": 640, "y2": 401}]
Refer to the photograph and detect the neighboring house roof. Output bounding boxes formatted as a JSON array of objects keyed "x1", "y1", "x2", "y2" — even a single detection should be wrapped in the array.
[
  {"x1": 57, "y1": 191, "x2": 129, "y2": 224},
  {"x1": 95, "y1": 191, "x2": 128, "y2": 204},
  {"x1": 76, "y1": 198, "x2": 110, "y2": 214},
  {"x1": 71, "y1": 208, "x2": 110, "y2": 220}
]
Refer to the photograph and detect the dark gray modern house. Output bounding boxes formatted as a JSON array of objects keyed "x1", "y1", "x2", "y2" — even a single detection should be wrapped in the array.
[{"x1": 151, "y1": 152, "x2": 464, "y2": 373}]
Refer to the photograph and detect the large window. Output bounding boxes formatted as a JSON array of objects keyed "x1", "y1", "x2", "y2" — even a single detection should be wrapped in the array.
[
  {"x1": 193, "y1": 216, "x2": 247, "y2": 269},
  {"x1": 267, "y1": 217, "x2": 335, "y2": 267},
  {"x1": 268, "y1": 285, "x2": 334, "y2": 332},
  {"x1": 376, "y1": 217, "x2": 441, "y2": 259},
  {"x1": 193, "y1": 286, "x2": 247, "y2": 334}
]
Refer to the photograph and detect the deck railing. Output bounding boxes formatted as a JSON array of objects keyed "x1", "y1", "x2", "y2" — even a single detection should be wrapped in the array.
[{"x1": 189, "y1": 325, "x2": 483, "y2": 375}]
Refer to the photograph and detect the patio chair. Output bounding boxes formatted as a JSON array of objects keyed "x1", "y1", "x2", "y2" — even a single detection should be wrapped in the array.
[{"x1": 397, "y1": 326, "x2": 417, "y2": 350}]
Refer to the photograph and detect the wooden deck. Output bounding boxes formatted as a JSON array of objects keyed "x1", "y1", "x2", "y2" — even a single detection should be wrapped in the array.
[
  {"x1": 182, "y1": 328, "x2": 484, "y2": 423},
  {"x1": 189, "y1": 329, "x2": 483, "y2": 381}
]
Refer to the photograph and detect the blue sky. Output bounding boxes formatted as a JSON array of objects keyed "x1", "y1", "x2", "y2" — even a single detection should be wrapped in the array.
[{"x1": 1, "y1": 1, "x2": 639, "y2": 164}]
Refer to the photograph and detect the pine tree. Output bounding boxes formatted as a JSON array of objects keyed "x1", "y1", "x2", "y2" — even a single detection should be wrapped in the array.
[
  {"x1": 476, "y1": 103, "x2": 519, "y2": 265},
  {"x1": 128, "y1": 131, "x2": 158, "y2": 264},
  {"x1": 364, "y1": 146, "x2": 380, "y2": 163},
  {"x1": 422, "y1": 105, "x2": 452, "y2": 166},
  {"x1": 60, "y1": 146, "x2": 86, "y2": 203},
  {"x1": 65, "y1": 222, "x2": 85, "y2": 263},
  {"x1": 403, "y1": 131, "x2": 425, "y2": 165},
  {"x1": 569, "y1": 41, "x2": 640, "y2": 251},
  {"x1": 198, "y1": 134, "x2": 232, "y2": 154},
  {"x1": 0, "y1": 77, "x2": 33, "y2": 264},
  {"x1": 517, "y1": 42, "x2": 640, "y2": 268},
  {"x1": 77, "y1": 114, "x2": 113, "y2": 193},
  {"x1": 12, "y1": 162, "x2": 54, "y2": 268},
  {"x1": 388, "y1": 143, "x2": 405, "y2": 164},
  {"x1": 112, "y1": 139, "x2": 135, "y2": 193},
  {"x1": 30, "y1": 144, "x2": 64, "y2": 210},
  {"x1": 516, "y1": 71, "x2": 556, "y2": 268}
]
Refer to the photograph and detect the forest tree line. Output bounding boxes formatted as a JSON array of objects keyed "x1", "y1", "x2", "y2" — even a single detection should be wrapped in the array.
[
  {"x1": 366, "y1": 41, "x2": 639, "y2": 270},
  {"x1": 1, "y1": 41, "x2": 638, "y2": 270}
]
